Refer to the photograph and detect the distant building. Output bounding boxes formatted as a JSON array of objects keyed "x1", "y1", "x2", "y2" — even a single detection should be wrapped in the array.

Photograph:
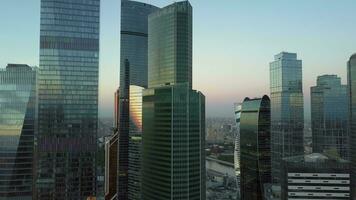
[
  {"x1": 240, "y1": 96, "x2": 271, "y2": 200},
  {"x1": 311, "y1": 75, "x2": 349, "y2": 159},
  {"x1": 142, "y1": 1, "x2": 206, "y2": 199},
  {"x1": 104, "y1": 133, "x2": 118, "y2": 200},
  {"x1": 348, "y1": 53, "x2": 356, "y2": 199},
  {"x1": 0, "y1": 64, "x2": 37, "y2": 199},
  {"x1": 270, "y1": 52, "x2": 304, "y2": 184},
  {"x1": 281, "y1": 153, "x2": 350, "y2": 200},
  {"x1": 234, "y1": 103, "x2": 242, "y2": 190},
  {"x1": 114, "y1": 88, "x2": 119, "y2": 129}
]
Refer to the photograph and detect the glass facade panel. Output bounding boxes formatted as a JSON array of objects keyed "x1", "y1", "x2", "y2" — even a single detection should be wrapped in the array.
[
  {"x1": 348, "y1": 54, "x2": 356, "y2": 199},
  {"x1": 311, "y1": 75, "x2": 349, "y2": 159},
  {"x1": 118, "y1": 2, "x2": 158, "y2": 199},
  {"x1": 269, "y1": 52, "x2": 304, "y2": 184},
  {"x1": 240, "y1": 96, "x2": 271, "y2": 200},
  {"x1": 37, "y1": 0, "x2": 100, "y2": 199},
  {"x1": 0, "y1": 64, "x2": 37, "y2": 200}
]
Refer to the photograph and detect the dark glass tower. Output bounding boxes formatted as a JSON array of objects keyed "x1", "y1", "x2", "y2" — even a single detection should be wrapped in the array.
[
  {"x1": 240, "y1": 96, "x2": 271, "y2": 200},
  {"x1": 348, "y1": 53, "x2": 356, "y2": 199},
  {"x1": 37, "y1": 0, "x2": 100, "y2": 199},
  {"x1": 142, "y1": 2, "x2": 206, "y2": 199},
  {"x1": 270, "y1": 52, "x2": 304, "y2": 184},
  {"x1": 118, "y1": 2, "x2": 158, "y2": 199},
  {"x1": 0, "y1": 64, "x2": 37, "y2": 200},
  {"x1": 311, "y1": 75, "x2": 349, "y2": 160}
]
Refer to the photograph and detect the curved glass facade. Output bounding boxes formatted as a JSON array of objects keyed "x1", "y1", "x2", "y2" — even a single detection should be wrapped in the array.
[
  {"x1": 37, "y1": 0, "x2": 100, "y2": 199},
  {"x1": 240, "y1": 96, "x2": 271, "y2": 200},
  {"x1": 0, "y1": 64, "x2": 36, "y2": 200}
]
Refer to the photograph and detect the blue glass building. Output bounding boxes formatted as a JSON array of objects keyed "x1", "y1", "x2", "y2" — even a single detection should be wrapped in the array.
[
  {"x1": 270, "y1": 52, "x2": 304, "y2": 184},
  {"x1": 0, "y1": 64, "x2": 37, "y2": 200},
  {"x1": 311, "y1": 75, "x2": 349, "y2": 160},
  {"x1": 37, "y1": 0, "x2": 100, "y2": 199}
]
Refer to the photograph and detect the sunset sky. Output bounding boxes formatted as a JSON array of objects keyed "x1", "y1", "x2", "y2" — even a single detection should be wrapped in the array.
[{"x1": 1, "y1": 0, "x2": 356, "y2": 119}]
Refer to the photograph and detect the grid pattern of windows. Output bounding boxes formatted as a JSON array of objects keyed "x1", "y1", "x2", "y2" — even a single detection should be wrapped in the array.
[
  {"x1": 37, "y1": 0, "x2": 99, "y2": 199},
  {"x1": 0, "y1": 64, "x2": 36, "y2": 200},
  {"x1": 119, "y1": 2, "x2": 158, "y2": 199},
  {"x1": 269, "y1": 52, "x2": 304, "y2": 184},
  {"x1": 281, "y1": 154, "x2": 350, "y2": 200},
  {"x1": 148, "y1": 1, "x2": 192, "y2": 88},
  {"x1": 347, "y1": 54, "x2": 356, "y2": 199},
  {"x1": 311, "y1": 75, "x2": 349, "y2": 160},
  {"x1": 142, "y1": 84, "x2": 205, "y2": 200}
]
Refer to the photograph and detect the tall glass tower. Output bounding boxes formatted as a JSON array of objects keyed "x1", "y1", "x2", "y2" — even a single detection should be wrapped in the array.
[
  {"x1": 348, "y1": 53, "x2": 356, "y2": 199},
  {"x1": 270, "y1": 52, "x2": 304, "y2": 184},
  {"x1": 37, "y1": 0, "x2": 100, "y2": 199},
  {"x1": 311, "y1": 75, "x2": 349, "y2": 159},
  {"x1": 118, "y1": 2, "x2": 158, "y2": 199},
  {"x1": 0, "y1": 64, "x2": 37, "y2": 200},
  {"x1": 142, "y1": 1, "x2": 206, "y2": 199},
  {"x1": 240, "y1": 96, "x2": 271, "y2": 200}
]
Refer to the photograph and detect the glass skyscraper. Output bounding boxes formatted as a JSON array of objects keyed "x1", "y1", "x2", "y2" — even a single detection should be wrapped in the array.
[
  {"x1": 142, "y1": 1, "x2": 206, "y2": 199},
  {"x1": 37, "y1": 0, "x2": 100, "y2": 199},
  {"x1": 270, "y1": 52, "x2": 304, "y2": 184},
  {"x1": 240, "y1": 96, "x2": 271, "y2": 200},
  {"x1": 311, "y1": 75, "x2": 349, "y2": 160},
  {"x1": 348, "y1": 53, "x2": 356, "y2": 199},
  {"x1": 0, "y1": 64, "x2": 37, "y2": 200},
  {"x1": 118, "y1": 2, "x2": 158, "y2": 199}
]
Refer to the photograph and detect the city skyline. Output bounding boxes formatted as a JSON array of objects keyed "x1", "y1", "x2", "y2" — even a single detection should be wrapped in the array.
[{"x1": 1, "y1": 0, "x2": 356, "y2": 119}]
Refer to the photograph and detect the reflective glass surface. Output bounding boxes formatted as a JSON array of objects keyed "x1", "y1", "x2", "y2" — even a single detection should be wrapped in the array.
[
  {"x1": 148, "y1": 1, "x2": 192, "y2": 88},
  {"x1": 240, "y1": 96, "x2": 271, "y2": 200},
  {"x1": 37, "y1": 0, "x2": 100, "y2": 199},
  {"x1": 269, "y1": 52, "x2": 304, "y2": 184},
  {"x1": 311, "y1": 75, "x2": 349, "y2": 159},
  {"x1": 0, "y1": 64, "x2": 36, "y2": 200},
  {"x1": 348, "y1": 54, "x2": 356, "y2": 198},
  {"x1": 142, "y1": 84, "x2": 205, "y2": 200}
]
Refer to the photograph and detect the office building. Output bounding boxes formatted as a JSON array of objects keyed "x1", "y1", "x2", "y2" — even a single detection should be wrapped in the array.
[
  {"x1": 118, "y1": 2, "x2": 158, "y2": 199},
  {"x1": 0, "y1": 64, "x2": 37, "y2": 200},
  {"x1": 281, "y1": 153, "x2": 350, "y2": 200},
  {"x1": 234, "y1": 103, "x2": 242, "y2": 189},
  {"x1": 348, "y1": 53, "x2": 356, "y2": 199},
  {"x1": 270, "y1": 52, "x2": 304, "y2": 184},
  {"x1": 142, "y1": 1, "x2": 206, "y2": 199},
  {"x1": 240, "y1": 96, "x2": 271, "y2": 200},
  {"x1": 128, "y1": 85, "x2": 144, "y2": 200},
  {"x1": 104, "y1": 133, "x2": 118, "y2": 200},
  {"x1": 37, "y1": 0, "x2": 100, "y2": 199},
  {"x1": 311, "y1": 75, "x2": 349, "y2": 159}
]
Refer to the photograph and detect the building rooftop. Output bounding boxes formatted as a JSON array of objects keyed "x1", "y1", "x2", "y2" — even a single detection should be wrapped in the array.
[{"x1": 284, "y1": 153, "x2": 348, "y2": 164}]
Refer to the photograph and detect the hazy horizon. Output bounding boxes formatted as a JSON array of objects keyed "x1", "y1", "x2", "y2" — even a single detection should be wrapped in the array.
[{"x1": 1, "y1": 0, "x2": 356, "y2": 119}]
